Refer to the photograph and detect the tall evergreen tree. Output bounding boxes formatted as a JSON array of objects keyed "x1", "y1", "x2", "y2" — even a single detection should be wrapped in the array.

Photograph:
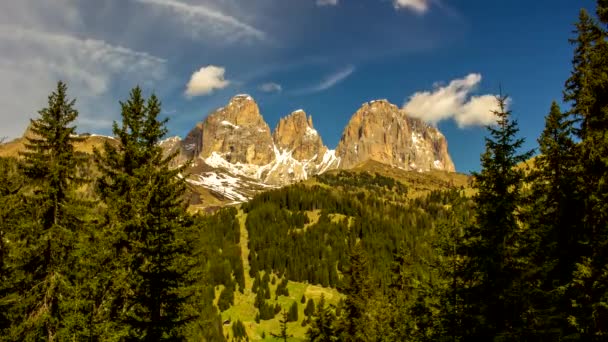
[
  {"x1": 337, "y1": 241, "x2": 373, "y2": 341},
  {"x1": 563, "y1": 5, "x2": 608, "y2": 337},
  {"x1": 94, "y1": 87, "x2": 195, "y2": 340},
  {"x1": 271, "y1": 309, "x2": 292, "y2": 342},
  {"x1": 288, "y1": 301, "x2": 299, "y2": 322},
  {"x1": 6, "y1": 81, "x2": 89, "y2": 340},
  {"x1": 0, "y1": 157, "x2": 25, "y2": 335},
  {"x1": 307, "y1": 295, "x2": 337, "y2": 342},
  {"x1": 458, "y1": 94, "x2": 533, "y2": 339},
  {"x1": 524, "y1": 101, "x2": 581, "y2": 338}
]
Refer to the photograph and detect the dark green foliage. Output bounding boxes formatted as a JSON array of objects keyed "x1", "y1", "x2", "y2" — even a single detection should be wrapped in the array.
[
  {"x1": 317, "y1": 171, "x2": 408, "y2": 197},
  {"x1": 276, "y1": 278, "x2": 290, "y2": 297},
  {"x1": 0, "y1": 157, "x2": 24, "y2": 333},
  {"x1": 561, "y1": 5, "x2": 608, "y2": 337},
  {"x1": 307, "y1": 295, "x2": 337, "y2": 342},
  {"x1": 288, "y1": 301, "x2": 299, "y2": 322},
  {"x1": 271, "y1": 310, "x2": 292, "y2": 341},
  {"x1": 93, "y1": 87, "x2": 195, "y2": 340},
  {"x1": 523, "y1": 101, "x2": 582, "y2": 337},
  {"x1": 5, "y1": 81, "x2": 90, "y2": 340},
  {"x1": 218, "y1": 285, "x2": 235, "y2": 311},
  {"x1": 457, "y1": 94, "x2": 533, "y2": 339},
  {"x1": 336, "y1": 242, "x2": 373, "y2": 341},
  {"x1": 305, "y1": 298, "x2": 315, "y2": 317},
  {"x1": 243, "y1": 183, "x2": 456, "y2": 292},
  {"x1": 254, "y1": 277, "x2": 277, "y2": 321},
  {"x1": 301, "y1": 294, "x2": 306, "y2": 304},
  {"x1": 231, "y1": 319, "x2": 248, "y2": 341}
]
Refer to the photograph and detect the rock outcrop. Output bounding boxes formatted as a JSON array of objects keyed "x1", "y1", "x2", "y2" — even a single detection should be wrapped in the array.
[
  {"x1": 272, "y1": 109, "x2": 327, "y2": 162},
  {"x1": 263, "y1": 109, "x2": 338, "y2": 185},
  {"x1": 335, "y1": 100, "x2": 455, "y2": 172},
  {"x1": 185, "y1": 94, "x2": 275, "y2": 166},
  {"x1": 161, "y1": 95, "x2": 454, "y2": 200}
]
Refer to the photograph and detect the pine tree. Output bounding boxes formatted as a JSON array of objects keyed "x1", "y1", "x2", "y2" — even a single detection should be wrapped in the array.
[
  {"x1": 288, "y1": 301, "x2": 299, "y2": 322},
  {"x1": 562, "y1": 5, "x2": 608, "y2": 337},
  {"x1": 305, "y1": 298, "x2": 316, "y2": 317},
  {"x1": 0, "y1": 157, "x2": 25, "y2": 334},
  {"x1": 218, "y1": 285, "x2": 235, "y2": 311},
  {"x1": 231, "y1": 320, "x2": 248, "y2": 341},
  {"x1": 93, "y1": 87, "x2": 195, "y2": 340},
  {"x1": 458, "y1": 94, "x2": 533, "y2": 339},
  {"x1": 6, "y1": 81, "x2": 89, "y2": 340},
  {"x1": 337, "y1": 241, "x2": 373, "y2": 341},
  {"x1": 525, "y1": 101, "x2": 581, "y2": 337},
  {"x1": 271, "y1": 309, "x2": 292, "y2": 341},
  {"x1": 306, "y1": 295, "x2": 337, "y2": 342}
]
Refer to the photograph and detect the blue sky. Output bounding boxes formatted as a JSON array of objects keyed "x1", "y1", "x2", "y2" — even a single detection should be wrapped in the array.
[{"x1": 0, "y1": 0, "x2": 596, "y2": 172}]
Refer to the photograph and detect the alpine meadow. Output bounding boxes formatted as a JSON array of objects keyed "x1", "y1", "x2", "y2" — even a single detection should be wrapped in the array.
[{"x1": 1, "y1": 0, "x2": 608, "y2": 341}]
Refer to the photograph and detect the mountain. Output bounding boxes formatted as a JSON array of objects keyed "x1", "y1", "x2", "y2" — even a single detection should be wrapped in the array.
[
  {"x1": 336, "y1": 99, "x2": 455, "y2": 172},
  {"x1": 175, "y1": 95, "x2": 339, "y2": 187},
  {"x1": 0, "y1": 94, "x2": 458, "y2": 209}
]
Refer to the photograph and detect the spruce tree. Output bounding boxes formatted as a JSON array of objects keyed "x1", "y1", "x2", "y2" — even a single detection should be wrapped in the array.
[
  {"x1": 305, "y1": 298, "x2": 316, "y2": 317},
  {"x1": 525, "y1": 101, "x2": 581, "y2": 337},
  {"x1": 94, "y1": 87, "x2": 195, "y2": 340},
  {"x1": 563, "y1": 5, "x2": 608, "y2": 337},
  {"x1": 6, "y1": 81, "x2": 89, "y2": 340},
  {"x1": 459, "y1": 94, "x2": 533, "y2": 339},
  {"x1": 288, "y1": 301, "x2": 299, "y2": 322},
  {"x1": 337, "y1": 241, "x2": 373, "y2": 341},
  {"x1": 306, "y1": 295, "x2": 337, "y2": 342},
  {"x1": 271, "y1": 309, "x2": 292, "y2": 341},
  {"x1": 0, "y1": 157, "x2": 25, "y2": 335}
]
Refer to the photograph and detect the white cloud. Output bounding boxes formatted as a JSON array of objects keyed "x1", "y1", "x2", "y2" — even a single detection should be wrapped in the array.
[
  {"x1": 394, "y1": 0, "x2": 431, "y2": 13},
  {"x1": 0, "y1": 26, "x2": 167, "y2": 138},
  {"x1": 133, "y1": 0, "x2": 266, "y2": 42},
  {"x1": 402, "y1": 73, "x2": 501, "y2": 127},
  {"x1": 311, "y1": 65, "x2": 355, "y2": 92},
  {"x1": 317, "y1": 0, "x2": 339, "y2": 6},
  {"x1": 259, "y1": 82, "x2": 283, "y2": 93},
  {"x1": 185, "y1": 65, "x2": 230, "y2": 97}
]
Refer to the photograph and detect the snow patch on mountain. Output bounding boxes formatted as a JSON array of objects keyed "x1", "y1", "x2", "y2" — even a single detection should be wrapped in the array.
[{"x1": 221, "y1": 120, "x2": 240, "y2": 129}]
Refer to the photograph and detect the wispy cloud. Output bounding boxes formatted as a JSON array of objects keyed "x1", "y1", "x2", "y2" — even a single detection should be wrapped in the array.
[
  {"x1": 402, "y1": 73, "x2": 501, "y2": 127},
  {"x1": 259, "y1": 82, "x2": 283, "y2": 93},
  {"x1": 394, "y1": 0, "x2": 432, "y2": 14},
  {"x1": 0, "y1": 25, "x2": 167, "y2": 137},
  {"x1": 297, "y1": 65, "x2": 355, "y2": 94},
  {"x1": 317, "y1": 0, "x2": 339, "y2": 6},
  {"x1": 133, "y1": 0, "x2": 266, "y2": 42}
]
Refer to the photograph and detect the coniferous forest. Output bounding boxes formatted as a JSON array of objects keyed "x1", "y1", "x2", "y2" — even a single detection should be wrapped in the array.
[{"x1": 1, "y1": 1, "x2": 608, "y2": 341}]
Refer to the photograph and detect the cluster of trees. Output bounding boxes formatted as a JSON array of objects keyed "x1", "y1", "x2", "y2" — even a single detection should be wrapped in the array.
[
  {"x1": 0, "y1": 83, "x2": 227, "y2": 341},
  {"x1": 317, "y1": 171, "x2": 408, "y2": 198},
  {"x1": 243, "y1": 183, "x2": 467, "y2": 292},
  {"x1": 1, "y1": 2, "x2": 606, "y2": 341},
  {"x1": 304, "y1": 2, "x2": 608, "y2": 340}
]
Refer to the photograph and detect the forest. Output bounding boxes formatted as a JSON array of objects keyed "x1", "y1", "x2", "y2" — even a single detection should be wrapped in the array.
[{"x1": 1, "y1": 1, "x2": 608, "y2": 341}]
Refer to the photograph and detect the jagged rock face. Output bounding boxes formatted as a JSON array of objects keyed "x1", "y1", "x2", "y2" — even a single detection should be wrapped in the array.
[
  {"x1": 159, "y1": 136, "x2": 183, "y2": 167},
  {"x1": 272, "y1": 110, "x2": 327, "y2": 162},
  {"x1": 263, "y1": 110, "x2": 338, "y2": 185},
  {"x1": 335, "y1": 100, "x2": 455, "y2": 172},
  {"x1": 198, "y1": 94, "x2": 275, "y2": 165},
  {"x1": 181, "y1": 123, "x2": 203, "y2": 158}
]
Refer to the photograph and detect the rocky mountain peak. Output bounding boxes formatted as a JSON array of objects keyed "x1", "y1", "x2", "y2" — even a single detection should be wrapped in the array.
[
  {"x1": 220, "y1": 94, "x2": 266, "y2": 126},
  {"x1": 181, "y1": 94, "x2": 274, "y2": 166},
  {"x1": 336, "y1": 99, "x2": 455, "y2": 172},
  {"x1": 272, "y1": 109, "x2": 327, "y2": 162}
]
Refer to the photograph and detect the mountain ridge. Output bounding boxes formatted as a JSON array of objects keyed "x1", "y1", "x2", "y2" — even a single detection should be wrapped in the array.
[{"x1": 0, "y1": 93, "x2": 459, "y2": 208}]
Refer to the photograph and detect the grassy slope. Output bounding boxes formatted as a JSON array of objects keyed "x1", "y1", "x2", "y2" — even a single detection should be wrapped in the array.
[{"x1": 221, "y1": 210, "x2": 342, "y2": 341}]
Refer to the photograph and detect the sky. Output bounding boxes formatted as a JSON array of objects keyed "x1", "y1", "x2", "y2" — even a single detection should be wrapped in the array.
[{"x1": 0, "y1": 0, "x2": 597, "y2": 172}]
